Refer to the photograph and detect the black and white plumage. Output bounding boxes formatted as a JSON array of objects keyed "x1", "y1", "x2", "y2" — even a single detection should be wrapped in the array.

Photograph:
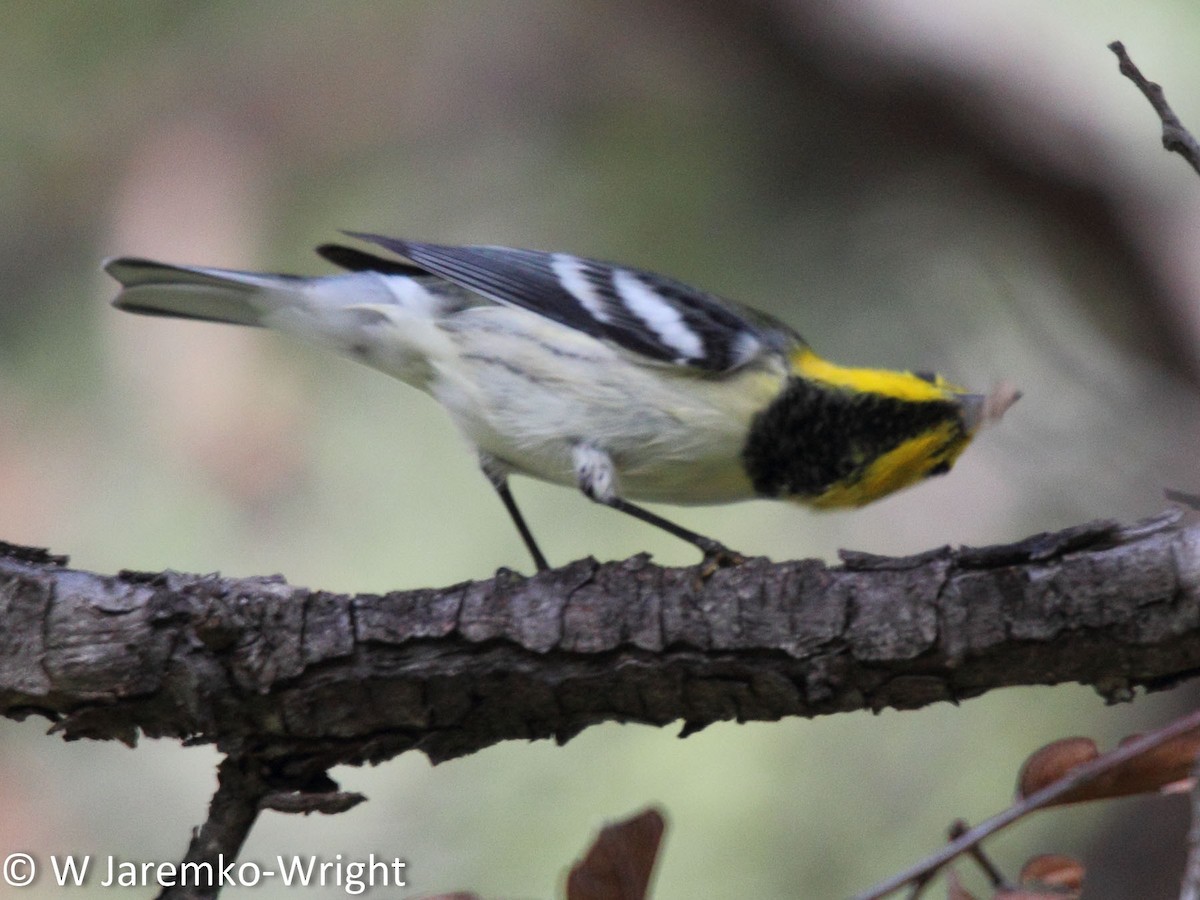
[
  {"x1": 335, "y1": 234, "x2": 800, "y2": 372},
  {"x1": 106, "y1": 235, "x2": 1000, "y2": 571}
]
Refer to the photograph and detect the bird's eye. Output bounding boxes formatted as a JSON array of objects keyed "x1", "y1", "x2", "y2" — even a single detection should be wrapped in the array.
[
  {"x1": 915, "y1": 370, "x2": 937, "y2": 384},
  {"x1": 927, "y1": 461, "x2": 951, "y2": 477}
]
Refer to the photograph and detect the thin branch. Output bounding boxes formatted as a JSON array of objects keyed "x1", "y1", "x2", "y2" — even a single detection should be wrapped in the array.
[
  {"x1": 949, "y1": 819, "x2": 1010, "y2": 892},
  {"x1": 853, "y1": 707, "x2": 1200, "y2": 900},
  {"x1": 152, "y1": 759, "x2": 366, "y2": 899},
  {"x1": 1109, "y1": 41, "x2": 1200, "y2": 176},
  {"x1": 159, "y1": 757, "x2": 268, "y2": 900}
]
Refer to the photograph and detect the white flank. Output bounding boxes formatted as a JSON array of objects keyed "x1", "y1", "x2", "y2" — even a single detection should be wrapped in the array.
[
  {"x1": 611, "y1": 269, "x2": 703, "y2": 361},
  {"x1": 378, "y1": 273, "x2": 443, "y2": 316},
  {"x1": 551, "y1": 254, "x2": 611, "y2": 323}
]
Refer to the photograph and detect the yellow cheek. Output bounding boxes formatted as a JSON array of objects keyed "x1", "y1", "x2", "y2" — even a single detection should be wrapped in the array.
[{"x1": 807, "y1": 422, "x2": 969, "y2": 509}]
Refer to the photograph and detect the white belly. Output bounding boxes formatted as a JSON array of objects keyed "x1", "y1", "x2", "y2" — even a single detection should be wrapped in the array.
[{"x1": 427, "y1": 308, "x2": 784, "y2": 505}]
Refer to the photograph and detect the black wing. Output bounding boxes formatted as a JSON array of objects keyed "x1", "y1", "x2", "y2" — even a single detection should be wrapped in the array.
[
  {"x1": 315, "y1": 243, "x2": 428, "y2": 277},
  {"x1": 334, "y1": 232, "x2": 799, "y2": 372}
]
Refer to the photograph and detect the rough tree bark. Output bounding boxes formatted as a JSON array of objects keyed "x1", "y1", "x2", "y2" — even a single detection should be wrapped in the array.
[
  {"x1": 3, "y1": 511, "x2": 1198, "y2": 773},
  {"x1": 3, "y1": 510, "x2": 1199, "y2": 896}
]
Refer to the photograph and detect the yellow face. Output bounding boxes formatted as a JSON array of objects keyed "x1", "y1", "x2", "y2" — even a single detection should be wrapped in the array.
[
  {"x1": 776, "y1": 348, "x2": 980, "y2": 508},
  {"x1": 806, "y1": 419, "x2": 972, "y2": 508}
]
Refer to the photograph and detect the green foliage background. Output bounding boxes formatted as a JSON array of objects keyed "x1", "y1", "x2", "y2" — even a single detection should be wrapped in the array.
[{"x1": 2, "y1": 2, "x2": 1199, "y2": 897}]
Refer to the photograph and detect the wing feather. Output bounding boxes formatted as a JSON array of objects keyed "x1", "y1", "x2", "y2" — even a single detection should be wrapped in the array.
[{"x1": 338, "y1": 232, "x2": 800, "y2": 372}]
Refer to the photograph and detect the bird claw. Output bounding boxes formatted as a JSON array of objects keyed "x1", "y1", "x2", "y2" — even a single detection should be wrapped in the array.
[{"x1": 697, "y1": 542, "x2": 746, "y2": 578}]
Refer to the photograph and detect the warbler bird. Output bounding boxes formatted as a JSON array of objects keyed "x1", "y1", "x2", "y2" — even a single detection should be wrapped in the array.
[{"x1": 105, "y1": 234, "x2": 1015, "y2": 571}]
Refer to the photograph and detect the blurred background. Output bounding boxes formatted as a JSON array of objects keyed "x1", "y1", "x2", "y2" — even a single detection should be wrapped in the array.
[{"x1": 2, "y1": 1, "x2": 1199, "y2": 897}]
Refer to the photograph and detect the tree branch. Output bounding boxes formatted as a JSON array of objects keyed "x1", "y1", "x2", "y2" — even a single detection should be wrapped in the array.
[
  {"x1": 1109, "y1": 41, "x2": 1200, "y2": 175},
  {"x1": 3, "y1": 510, "x2": 1199, "y2": 785},
  {"x1": 159, "y1": 757, "x2": 268, "y2": 900}
]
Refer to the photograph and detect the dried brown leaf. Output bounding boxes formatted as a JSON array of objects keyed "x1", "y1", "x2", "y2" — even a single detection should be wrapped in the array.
[
  {"x1": 1017, "y1": 730, "x2": 1200, "y2": 805},
  {"x1": 1017, "y1": 738, "x2": 1098, "y2": 801},
  {"x1": 566, "y1": 808, "x2": 666, "y2": 900},
  {"x1": 1019, "y1": 854, "x2": 1083, "y2": 896}
]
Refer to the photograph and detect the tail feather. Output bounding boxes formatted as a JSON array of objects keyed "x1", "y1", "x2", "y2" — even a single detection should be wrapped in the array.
[
  {"x1": 105, "y1": 255, "x2": 459, "y2": 387},
  {"x1": 104, "y1": 258, "x2": 299, "y2": 327}
]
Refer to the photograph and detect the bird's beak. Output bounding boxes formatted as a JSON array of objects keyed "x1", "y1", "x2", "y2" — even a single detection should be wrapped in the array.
[{"x1": 961, "y1": 381, "x2": 1021, "y2": 432}]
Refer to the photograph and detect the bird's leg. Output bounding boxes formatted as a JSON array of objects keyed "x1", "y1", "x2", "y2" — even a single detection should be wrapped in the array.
[
  {"x1": 572, "y1": 444, "x2": 744, "y2": 570},
  {"x1": 603, "y1": 496, "x2": 745, "y2": 570},
  {"x1": 481, "y1": 455, "x2": 550, "y2": 573}
]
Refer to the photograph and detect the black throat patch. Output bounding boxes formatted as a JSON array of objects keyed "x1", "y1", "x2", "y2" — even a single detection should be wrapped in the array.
[{"x1": 741, "y1": 377, "x2": 963, "y2": 499}]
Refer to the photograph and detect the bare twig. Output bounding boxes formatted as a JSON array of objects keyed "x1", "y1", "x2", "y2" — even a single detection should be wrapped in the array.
[
  {"x1": 854, "y1": 707, "x2": 1200, "y2": 900},
  {"x1": 159, "y1": 757, "x2": 268, "y2": 900},
  {"x1": 260, "y1": 790, "x2": 366, "y2": 815},
  {"x1": 949, "y1": 819, "x2": 1010, "y2": 892},
  {"x1": 1109, "y1": 41, "x2": 1200, "y2": 176}
]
